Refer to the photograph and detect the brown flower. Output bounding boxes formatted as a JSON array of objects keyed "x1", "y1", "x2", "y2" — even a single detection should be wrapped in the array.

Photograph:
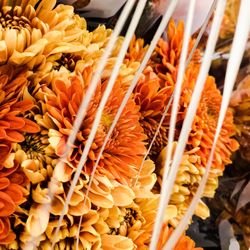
[{"x1": 230, "y1": 74, "x2": 250, "y2": 162}]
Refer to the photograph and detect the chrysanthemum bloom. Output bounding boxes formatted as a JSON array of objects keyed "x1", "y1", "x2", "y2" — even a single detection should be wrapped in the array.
[
  {"x1": 157, "y1": 143, "x2": 210, "y2": 227},
  {"x1": 37, "y1": 67, "x2": 146, "y2": 185},
  {"x1": 126, "y1": 36, "x2": 148, "y2": 64},
  {"x1": 22, "y1": 159, "x2": 156, "y2": 249},
  {"x1": 230, "y1": 75, "x2": 250, "y2": 162},
  {"x1": 157, "y1": 224, "x2": 203, "y2": 250},
  {"x1": 99, "y1": 195, "x2": 177, "y2": 250},
  {"x1": 96, "y1": 159, "x2": 177, "y2": 249},
  {"x1": 0, "y1": 64, "x2": 40, "y2": 144},
  {"x1": 32, "y1": 24, "x2": 139, "y2": 86},
  {"x1": 20, "y1": 207, "x2": 101, "y2": 250},
  {"x1": 0, "y1": 0, "x2": 84, "y2": 68}
]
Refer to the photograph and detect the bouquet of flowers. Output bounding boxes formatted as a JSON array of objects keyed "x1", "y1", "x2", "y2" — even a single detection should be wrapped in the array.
[{"x1": 0, "y1": 1, "x2": 239, "y2": 249}]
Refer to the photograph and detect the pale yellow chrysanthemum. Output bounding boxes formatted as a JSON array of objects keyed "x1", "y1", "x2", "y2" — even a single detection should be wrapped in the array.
[
  {"x1": 0, "y1": 0, "x2": 85, "y2": 68},
  {"x1": 157, "y1": 142, "x2": 212, "y2": 227}
]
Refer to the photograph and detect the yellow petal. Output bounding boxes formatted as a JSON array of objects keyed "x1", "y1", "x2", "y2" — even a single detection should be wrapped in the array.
[
  {"x1": 101, "y1": 234, "x2": 134, "y2": 250},
  {"x1": 195, "y1": 200, "x2": 210, "y2": 219},
  {"x1": 5, "y1": 29, "x2": 17, "y2": 56},
  {"x1": 111, "y1": 183, "x2": 135, "y2": 207},
  {"x1": 26, "y1": 205, "x2": 50, "y2": 237}
]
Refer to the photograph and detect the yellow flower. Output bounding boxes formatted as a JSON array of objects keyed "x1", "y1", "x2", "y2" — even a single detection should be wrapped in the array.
[
  {"x1": 0, "y1": 0, "x2": 84, "y2": 68},
  {"x1": 157, "y1": 142, "x2": 211, "y2": 227}
]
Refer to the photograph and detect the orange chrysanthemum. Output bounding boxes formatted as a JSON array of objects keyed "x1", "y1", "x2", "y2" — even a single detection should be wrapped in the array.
[
  {"x1": 134, "y1": 20, "x2": 238, "y2": 170},
  {"x1": 0, "y1": 65, "x2": 40, "y2": 143},
  {"x1": 39, "y1": 67, "x2": 146, "y2": 185},
  {"x1": 185, "y1": 75, "x2": 239, "y2": 171},
  {"x1": 157, "y1": 224, "x2": 203, "y2": 250}
]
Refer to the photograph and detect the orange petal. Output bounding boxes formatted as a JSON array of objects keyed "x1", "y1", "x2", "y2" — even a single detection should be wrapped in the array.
[
  {"x1": 20, "y1": 118, "x2": 40, "y2": 133},
  {"x1": 0, "y1": 230, "x2": 16, "y2": 244},
  {"x1": 11, "y1": 100, "x2": 34, "y2": 112},
  {"x1": 0, "y1": 128, "x2": 7, "y2": 139},
  {"x1": 5, "y1": 130, "x2": 24, "y2": 142},
  {"x1": 0, "y1": 141, "x2": 11, "y2": 164},
  {"x1": 4, "y1": 116, "x2": 25, "y2": 129},
  {"x1": 0, "y1": 217, "x2": 10, "y2": 241},
  {"x1": 0, "y1": 191, "x2": 15, "y2": 216},
  {"x1": 5, "y1": 183, "x2": 23, "y2": 205},
  {"x1": 0, "y1": 177, "x2": 10, "y2": 190}
]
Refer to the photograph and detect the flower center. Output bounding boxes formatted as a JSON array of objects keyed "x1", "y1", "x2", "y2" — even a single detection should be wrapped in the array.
[
  {"x1": 20, "y1": 134, "x2": 47, "y2": 161},
  {"x1": 0, "y1": 10, "x2": 31, "y2": 31},
  {"x1": 109, "y1": 208, "x2": 143, "y2": 236},
  {"x1": 54, "y1": 53, "x2": 81, "y2": 72},
  {"x1": 101, "y1": 113, "x2": 114, "y2": 132}
]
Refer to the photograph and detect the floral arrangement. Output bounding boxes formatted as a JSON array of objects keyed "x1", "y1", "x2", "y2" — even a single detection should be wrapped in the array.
[{"x1": 0, "y1": 1, "x2": 239, "y2": 249}]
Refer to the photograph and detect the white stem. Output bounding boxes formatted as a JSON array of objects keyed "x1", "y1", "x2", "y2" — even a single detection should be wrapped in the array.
[
  {"x1": 149, "y1": 0, "x2": 197, "y2": 248},
  {"x1": 163, "y1": 0, "x2": 250, "y2": 249}
]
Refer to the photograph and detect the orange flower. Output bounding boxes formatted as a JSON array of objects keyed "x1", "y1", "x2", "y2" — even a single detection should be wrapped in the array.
[
  {"x1": 186, "y1": 76, "x2": 239, "y2": 171},
  {"x1": 134, "y1": 20, "x2": 238, "y2": 170},
  {"x1": 125, "y1": 36, "x2": 148, "y2": 63},
  {"x1": 0, "y1": 65, "x2": 40, "y2": 143},
  {"x1": 157, "y1": 224, "x2": 203, "y2": 250},
  {"x1": 39, "y1": 67, "x2": 146, "y2": 185}
]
